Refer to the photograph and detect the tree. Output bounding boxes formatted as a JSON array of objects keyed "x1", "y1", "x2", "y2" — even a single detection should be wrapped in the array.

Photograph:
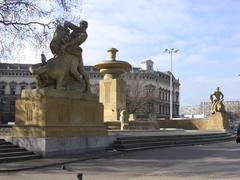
[
  {"x1": 0, "y1": 0, "x2": 83, "y2": 61},
  {"x1": 126, "y1": 80, "x2": 156, "y2": 115}
]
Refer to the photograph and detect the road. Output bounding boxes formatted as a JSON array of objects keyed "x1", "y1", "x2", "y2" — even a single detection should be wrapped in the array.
[{"x1": 1, "y1": 140, "x2": 239, "y2": 180}]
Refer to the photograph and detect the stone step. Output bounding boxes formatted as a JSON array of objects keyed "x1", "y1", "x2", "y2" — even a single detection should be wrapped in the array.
[
  {"x1": 114, "y1": 136, "x2": 234, "y2": 149},
  {"x1": 0, "y1": 144, "x2": 19, "y2": 149},
  {"x1": 0, "y1": 151, "x2": 35, "y2": 158},
  {"x1": 0, "y1": 147, "x2": 27, "y2": 153},
  {"x1": 0, "y1": 141, "x2": 12, "y2": 145},
  {"x1": 116, "y1": 132, "x2": 230, "y2": 141},
  {"x1": 116, "y1": 137, "x2": 234, "y2": 151},
  {"x1": 0, "y1": 154, "x2": 41, "y2": 164},
  {"x1": 0, "y1": 139, "x2": 41, "y2": 163},
  {"x1": 115, "y1": 133, "x2": 232, "y2": 144},
  {"x1": 112, "y1": 133, "x2": 235, "y2": 151}
]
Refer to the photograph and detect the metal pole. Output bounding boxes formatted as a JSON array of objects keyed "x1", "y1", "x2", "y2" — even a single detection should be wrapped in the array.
[
  {"x1": 170, "y1": 52, "x2": 173, "y2": 120},
  {"x1": 203, "y1": 101, "x2": 205, "y2": 118},
  {"x1": 163, "y1": 48, "x2": 179, "y2": 120}
]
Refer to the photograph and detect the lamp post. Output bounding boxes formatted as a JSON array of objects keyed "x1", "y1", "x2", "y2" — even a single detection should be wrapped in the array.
[{"x1": 163, "y1": 48, "x2": 179, "y2": 120}]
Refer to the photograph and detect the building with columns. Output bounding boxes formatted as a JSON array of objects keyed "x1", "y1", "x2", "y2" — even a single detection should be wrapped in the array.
[{"x1": 0, "y1": 60, "x2": 180, "y2": 123}]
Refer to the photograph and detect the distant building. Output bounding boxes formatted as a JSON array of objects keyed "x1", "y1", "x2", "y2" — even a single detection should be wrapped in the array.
[{"x1": 0, "y1": 60, "x2": 180, "y2": 123}]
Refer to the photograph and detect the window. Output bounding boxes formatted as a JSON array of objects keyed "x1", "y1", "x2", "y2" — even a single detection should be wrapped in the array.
[
  {"x1": 176, "y1": 92, "x2": 179, "y2": 102},
  {"x1": 10, "y1": 87, "x2": 16, "y2": 95},
  {"x1": 10, "y1": 101, "x2": 15, "y2": 112},
  {"x1": 0, "y1": 84, "x2": 5, "y2": 95},
  {"x1": 159, "y1": 105, "x2": 162, "y2": 114},
  {"x1": 145, "y1": 84, "x2": 156, "y2": 97},
  {"x1": 165, "y1": 91, "x2": 168, "y2": 100},
  {"x1": 146, "y1": 103, "x2": 154, "y2": 113}
]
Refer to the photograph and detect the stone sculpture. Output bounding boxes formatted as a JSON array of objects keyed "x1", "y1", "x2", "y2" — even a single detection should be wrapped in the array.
[
  {"x1": 29, "y1": 20, "x2": 90, "y2": 93},
  {"x1": 120, "y1": 110, "x2": 129, "y2": 130},
  {"x1": 210, "y1": 87, "x2": 225, "y2": 114}
]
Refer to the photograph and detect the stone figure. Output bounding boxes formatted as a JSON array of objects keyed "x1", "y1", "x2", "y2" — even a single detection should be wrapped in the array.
[
  {"x1": 210, "y1": 87, "x2": 225, "y2": 114},
  {"x1": 120, "y1": 110, "x2": 129, "y2": 130},
  {"x1": 29, "y1": 20, "x2": 90, "y2": 92}
]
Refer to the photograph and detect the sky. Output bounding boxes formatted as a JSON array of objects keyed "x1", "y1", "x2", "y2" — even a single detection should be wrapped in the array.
[{"x1": 16, "y1": 0, "x2": 240, "y2": 106}]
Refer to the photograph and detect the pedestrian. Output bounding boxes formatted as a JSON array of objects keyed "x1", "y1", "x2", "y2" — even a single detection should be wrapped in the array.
[{"x1": 236, "y1": 123, "x2": 240, "y2": 143}]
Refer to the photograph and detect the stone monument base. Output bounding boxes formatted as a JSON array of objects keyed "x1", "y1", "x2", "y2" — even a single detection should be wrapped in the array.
[
  {"x1": 207, "y1": 112, "x2": 229, "y2": 130},
  {"x1": 12, "y1": 89, "x2": 108, "y2": 156},
  {"x1": 11, "y1": 136, "x2": 116, "y2": 157}
]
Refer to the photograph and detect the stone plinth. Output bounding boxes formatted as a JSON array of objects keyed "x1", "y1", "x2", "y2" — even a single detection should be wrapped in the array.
[
  {"x1": 12, "y1": 89, "x2": 107, "y2": 138},
  {"x1": 99, "y1": 78, "x2": 126, "y2": 122},
  {"x1": 11, "y1": 89, "x2": 109, "y2": 156},
  {"x1": 207, "y1": 112, "x2": 229, "y2": 130}
]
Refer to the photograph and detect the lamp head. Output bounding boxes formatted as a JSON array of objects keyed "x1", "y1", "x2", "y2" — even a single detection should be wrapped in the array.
[
  {"x1": 173, "y1": 49, "x2": 179, "y2": 53},
  {"x1": 163, "y1": 48, "x2": 169, "y2": 53}
]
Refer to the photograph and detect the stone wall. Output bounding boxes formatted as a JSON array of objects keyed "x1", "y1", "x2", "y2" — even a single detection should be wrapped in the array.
[{"x1": 157, "y1": 112, "x2": 228, "y2": 131}]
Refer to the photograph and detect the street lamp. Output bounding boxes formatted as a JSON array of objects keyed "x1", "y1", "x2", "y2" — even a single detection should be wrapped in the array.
[{"x1": 163, "y1": 48, "x2": 179, "y2": 120}]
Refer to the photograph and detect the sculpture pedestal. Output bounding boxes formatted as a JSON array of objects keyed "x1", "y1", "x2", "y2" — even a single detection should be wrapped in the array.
[
  {"x1": 12, "y1": 89, "x2": 110, "y2": 156},
  {"x1": 99, "y1": 78, "x2": 126, "y2": 122},
  {"x1": 207, "y1": 112, "x2": 229, "y2": 130}
]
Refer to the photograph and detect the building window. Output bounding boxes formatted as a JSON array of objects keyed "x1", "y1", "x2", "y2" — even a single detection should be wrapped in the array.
[
  {"x1": 145, "y1": 84, "x2": 156, "y2": 97},
  {"x1": 176, "y1": 92, "x2": 179, "y2": 102},
  {"x1": 147, "y1": 103, "x2": 154, "y2": 113},
  {"x1": 10, "y1": 101, "x2": 15, "y2": 112},
  {"x1": 10, "y1": 87, "x2": 16, "y2": 95},
  {"x1": 0, "y1": 84, "x2": 5, "y2": 95},
  {"x1": 159, "y1": 104, "x2": 162, "y2": 114},
  {"x1": 165, "y1": 91, "x2": 168, "y2": 101}
]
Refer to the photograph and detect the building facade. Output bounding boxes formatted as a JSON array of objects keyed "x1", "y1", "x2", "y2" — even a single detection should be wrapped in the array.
[{"x1": 0, "y1": 60, "x2": 180, "y2": 124}]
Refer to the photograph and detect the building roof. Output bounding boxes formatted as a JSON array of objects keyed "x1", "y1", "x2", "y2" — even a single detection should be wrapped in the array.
[{"x1": 0, "y1": 63, "x2": 31, "y2": 70}]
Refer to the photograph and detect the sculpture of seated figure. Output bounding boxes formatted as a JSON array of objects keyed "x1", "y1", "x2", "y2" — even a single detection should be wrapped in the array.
[
  {"x1": 29, "y1": 20, "x2": 90, "y2": 93},
  {"x1": 210, "y1": 87, "x2": 225, "y2": 114}
]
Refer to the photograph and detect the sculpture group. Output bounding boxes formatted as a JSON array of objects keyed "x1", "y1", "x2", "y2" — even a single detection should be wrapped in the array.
[
  {"x1": 210, "y1": 87, "x2": 225, "y2": 114},
  {"x1": 29, "y1": 20, "x2": 90, "y2": 93}
]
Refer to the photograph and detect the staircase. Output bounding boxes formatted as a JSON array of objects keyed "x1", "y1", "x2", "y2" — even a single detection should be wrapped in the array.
[
  {"x1": 0, "y1": 139, "x2": 41, "y2": 163},
  {"x1": 112, "y1": 132, "x2": 235, "y2": 151}
]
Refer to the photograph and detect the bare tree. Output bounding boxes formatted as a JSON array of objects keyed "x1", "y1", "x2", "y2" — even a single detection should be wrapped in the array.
[
  {"x1": 126, "y1": 80, "x2": 155, "y2": 115},
  {"x1": 0, "y1": 0, "x2": 83, "y2": 61}
]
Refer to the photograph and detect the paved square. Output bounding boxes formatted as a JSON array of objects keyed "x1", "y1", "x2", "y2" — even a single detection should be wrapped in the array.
[{"x1": 0, "y1": 141, "x2": 239, "y2": 180}]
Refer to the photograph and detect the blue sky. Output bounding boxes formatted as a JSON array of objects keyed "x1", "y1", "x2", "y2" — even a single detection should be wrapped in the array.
[{"x1": 20, "y1": 0, "x2": 240, "y2": 106}]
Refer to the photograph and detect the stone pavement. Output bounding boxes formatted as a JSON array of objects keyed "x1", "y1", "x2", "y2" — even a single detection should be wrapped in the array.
[
  {"x1": 0, "y1": 141, "x2": 239, "y2": 180},
  {"x1": 0, "y1": 149, "x2": 122, "y2": 172}
]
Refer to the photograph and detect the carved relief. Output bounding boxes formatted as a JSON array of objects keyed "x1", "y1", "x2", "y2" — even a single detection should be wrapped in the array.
[{"x1": 25, "y1": 102, "x2": 35, "y2": 121}]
